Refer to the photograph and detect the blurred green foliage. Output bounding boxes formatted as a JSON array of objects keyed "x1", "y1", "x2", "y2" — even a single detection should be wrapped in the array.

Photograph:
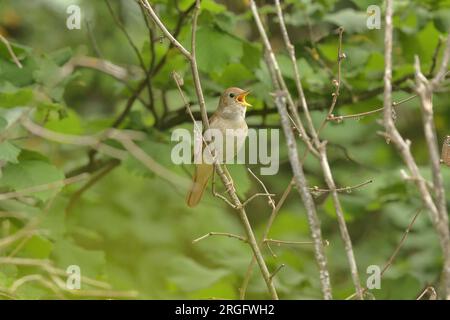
[{"x1": 0, "y1": 0, "x2": 449, "y2": 299}]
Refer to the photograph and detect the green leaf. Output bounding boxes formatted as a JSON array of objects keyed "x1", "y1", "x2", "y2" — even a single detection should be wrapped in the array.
[
  {"x1": 212, "y1": 63, "x2": 252, "y2": 88},
  {"x1": 51, "y1": 239, "x2": 106, "y2": 279},
  {"x1": 167, "y1": 257, "x2": 229, "y2": 292},
  {"x1": 0, "y1": 141, "x2": 21, "y2": 164},
  {"x1": 195, "y1": 27, "x2": 243, "y2": 74},
  {"x1": 48, "y1": 47, "x2": 73, "y2": 66},
  {"x1": 241, "y1": 42, "x2": 262, "y2": 71},
  {"x1": 0, "y1": 41, "x2": 30, "y2": 64},
  {"x1": 18, "y1": 235, "x2": 53, "y2": 259},
  {"x1": 0, "y1": 116, "x2": 7, "y2": 130},
  {"x1": 125, "y1": 138, "x2": 185, "y2": 178},
  {"x1": 324, "y1": 9, "x2": 367, "y2": 33},
  {"x1": 44, "y1": 108, "x2": 83, "y2": 134},
  {"x1": 0, "y1": 160, "x2": 65, "y2": 201},
  {"x1": 0, "y1": 85, "x2": 34, "y2": 108},
  {"x1": 433, "y1": 9, "x2": 450, "y2": 33},
  {"x1": 0, "y1": 58, "x2": 36, "y2": 87}
]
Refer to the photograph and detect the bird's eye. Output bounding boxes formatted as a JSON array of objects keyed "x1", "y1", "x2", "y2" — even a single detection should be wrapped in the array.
[{"x1": 229, "y1": 93, "x2": 235, "y2": 98}]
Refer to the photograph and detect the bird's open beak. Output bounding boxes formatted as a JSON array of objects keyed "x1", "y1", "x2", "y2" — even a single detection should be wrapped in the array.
[{"x1": 236, "y1": 91, "x2": 252, "y2": 107}]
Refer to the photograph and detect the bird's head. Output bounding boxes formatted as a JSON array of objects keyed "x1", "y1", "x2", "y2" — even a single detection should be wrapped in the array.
[{"x1": 220, "y1": 87, "x2": 251, "y2": 109}]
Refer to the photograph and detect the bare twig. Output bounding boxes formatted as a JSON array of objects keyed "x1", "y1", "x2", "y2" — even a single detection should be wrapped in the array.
[
  {"x1": 250, "y1": 1, "x2": 318, "y2": 158},
  {"x1": 0, "y1": 173, "x2": 89, "y2": 201},
  {"x1": 61, "y1": 56, "x2": 137, "y2": 81},
  {"x1": 414, "y1": 35, "x2": 450, "y2": 298},
  {"x1": 428, "y1": 36, "x2": 445, "y2": 77},
  {"x1": 318, "y1": 27, "x2": 345, "y2": 134},
  {"x1": 66, "y1": 160, "x2": 120, "y2": 214},
  {"x1": 240, "y1": 178, "x2": 293, "y2": 299},
  {"x1": 346, "y1": 208, "x2": 422, "y2": 300},
  {"x1": 417, "y1": 286, "x2": 438, "y2": 300},
  {"x1": 270, "y1": 264, "x2": 285, "y2": 280},
  {"x1": 383, "y1": 0, "x2": 450, "y2": 298},
  {"x1": 192, "y1": 232, "x2": 247, "y2": 244},
  {"x1": 0, "y1": 34, "x2": 23, "y2": 68},
  {"x1": 21, "y1": 115, "x2": 189, "y2": 188},
  {"x1": 250, "y1": 0, "x2": 332, "y2": 299},
  {"x1": 381, "y1": 209, "x2": 422, "y2": 277},
  {"x1": 265, "y1": 239, "x2": 315, "y2": 246},
  {"x1": 143, "y1": 0, "x2": 279, "y2": 299},
  {"x1": 273, "y1": 0, "x2": 364, "y2": 299},
  {"x1": 21, "y1": 116, "x2": 129, "y2": 160},
  {"x1": 309, "y1": 179, "x2": 373, "y2": 196},
  {"x1": 327, "y1": 95, "x2": 417, "y2": 122},
  {"x1": 247, "y1": 168, "x2": 276, "y2": 209}
]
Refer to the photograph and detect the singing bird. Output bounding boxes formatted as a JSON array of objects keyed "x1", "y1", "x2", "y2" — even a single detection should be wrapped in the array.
[{"x1": 186, "y1": 87, "x2": 251, "y2": 207}]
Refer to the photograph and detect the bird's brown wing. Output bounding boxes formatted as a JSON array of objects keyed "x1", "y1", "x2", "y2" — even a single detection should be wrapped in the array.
[{"x1": 186, "y1": 111, "x2": 220, "y2": 207}]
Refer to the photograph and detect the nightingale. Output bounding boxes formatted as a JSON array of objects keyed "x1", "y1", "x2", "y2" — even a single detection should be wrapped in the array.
[{"x1": 186, "y1": 87, "x2": 251, "y2": 207}]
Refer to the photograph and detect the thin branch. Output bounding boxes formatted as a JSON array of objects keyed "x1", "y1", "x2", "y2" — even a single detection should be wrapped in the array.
[
  {"x1": 0, "y1": 220, "x2": 40, "y2": 249},
  {"x1": 317, "y1": 141, "x2": 363, "y2": 299},
  {"x1": 192, "y1": 232, "x2": 247, "y2": 244},
  {"x1": 112, "y1": 130, "x2": 190, "y2": 189},
  {"x1": 21, "y1": 116, "x2": 129, "y2": 160},
  {"x1": 66, "y1": 160, "x2": 120, "y2": 214},
  {"x1": 240, "y1": 178, "x2": 293, "y2": 299},
  {"x1": 264, "y1": 239, "x2": 315, "y2": 246},
  {"x1": 0, "y1": 34, "x2": 23, "y2": 68},
  {"x1": 250, "y1": 1, "x2": 318, "y2": 158},
  {"x1": 274, "y1": 91, "x2": 332, "y2": 299},
  {"x1": 240, "y1": 193, "x2": 276, "y2": 208},
  {"x1": 0, "y1": 173, "x2": 89, "y2": 201},
  {"x1": 269, "y1": 264, "x2": 285, "y2": 280},
  {"x1": 382, "y1": 0, "x2": 450, "y2": 298},
  {"x1": 61, "y1": 56, "x2": 137, "y2": 82},
  {"x1": 274, "y1": 0, "x2": 318, "y2": 143},
  {"x1": 144, "y1": 0, "x2": 279, "y2": 299},
  {"x1": 414, "y1": 35, "x2": 450, "y2": 298},
  {"x1": 22, "y1": 115, "x2": 188, "y2": 188},
  {"x1": 273, "y1": 0, "x2": 363, "y2": 299},
  {"x1": 318, "y1": 27, "x2": 345, "y2": 134},
  {"x1": 105, "y1": 0, "x2": 147, "y2": 69},
  {"x1": 346, "y1": 208, "x2": 422, "y2": 300},
  {"x1": 381, "y1": 208, "x2": 422, "y2": 277},
  {"x1": 428, "y1": 36, "x2": 445, "y2": 77},
  {"x1": 309, "y1": 179, "x2": 373, "y2": 196},
  {"x1": 139, "y1": 0, "x2": 191, "y2": 59},
  {"x1": 85, "y1": 20, "x2": 103, "y2": 58},
  {"x1": 250, "y1": 0, "x2": 332, "y2": 299},
  {"x1": 247, "y1": 168, "x2": 276, "y2": 209},
  {"x1": 327, "y1": 95, "x2": 417, "y2": 122},
  {"x1": 431, "y1": 34, "x2": 450, "y2": 86},
  {"x1": 417, "y1": 286, "x2": 438, "y2": 300},
  {"x1": 0, "y1": 257, "x2": 111, "y2": 290}
]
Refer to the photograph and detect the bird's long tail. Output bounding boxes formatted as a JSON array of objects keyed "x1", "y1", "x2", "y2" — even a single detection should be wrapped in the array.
[{"x1": 186, "y1": 163, "x2": 213, "y2": 207}]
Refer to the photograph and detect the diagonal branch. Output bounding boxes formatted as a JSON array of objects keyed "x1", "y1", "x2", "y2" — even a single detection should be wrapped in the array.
[
  {"x1": 142, "y1": 0, "x2": 279, "y2": 299},
  {"x1": 383, "y1": 0, "x2": 450, "y2": 299},
  {"x1": 0, "y1": 34, "x2": 23, "y2": 68},
  {"x1": 272, "y1": 0, "x2": 364, "y2": 299},
  {"x1": 250, "y1": 0, "x2": 332, "y2": 299}
]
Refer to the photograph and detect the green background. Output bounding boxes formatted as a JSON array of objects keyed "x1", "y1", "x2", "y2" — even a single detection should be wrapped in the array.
[{"x1": 0, "y1": 0, "x2": 449, "y2": 299}]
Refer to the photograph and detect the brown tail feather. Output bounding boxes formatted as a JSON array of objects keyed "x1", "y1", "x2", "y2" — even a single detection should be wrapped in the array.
[{"x1": 186, "y1": 163, "x2": 213, "y2": 207}]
